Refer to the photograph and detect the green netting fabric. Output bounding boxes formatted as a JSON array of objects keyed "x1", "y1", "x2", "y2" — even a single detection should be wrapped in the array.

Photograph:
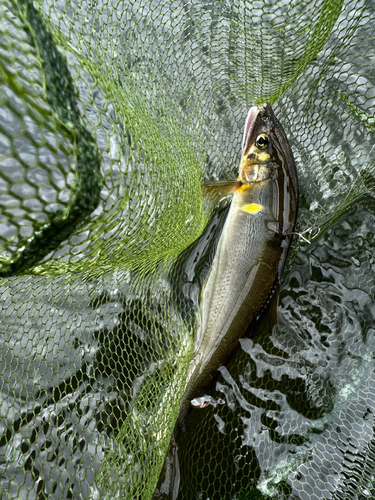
[{"x1": 0, "y1": 0, "x2": 375, "y2": 499}]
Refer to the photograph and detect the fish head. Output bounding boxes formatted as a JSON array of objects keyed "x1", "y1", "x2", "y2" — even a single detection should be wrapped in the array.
[{"x1": 239, "y1": 104, "x2": 296, "y2": 186}]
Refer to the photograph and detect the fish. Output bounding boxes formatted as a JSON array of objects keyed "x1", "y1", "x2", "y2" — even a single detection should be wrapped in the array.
[{"x1": 177, "y1": 103, "x2": 299, "y2": 427}]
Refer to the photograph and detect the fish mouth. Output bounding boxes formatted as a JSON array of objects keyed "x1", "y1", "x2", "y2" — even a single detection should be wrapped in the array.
[{"x1": 241, "y1": 103, "x2": 271, "y2": 155}]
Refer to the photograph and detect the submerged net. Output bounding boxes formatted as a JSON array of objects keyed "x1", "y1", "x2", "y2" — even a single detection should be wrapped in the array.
[{"x1": 0, "y1": 0, "x2": 375, "y2": 498}]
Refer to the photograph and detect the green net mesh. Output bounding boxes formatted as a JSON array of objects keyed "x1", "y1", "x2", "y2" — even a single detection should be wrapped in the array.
[{"x1": 1, "y1": 0, "x2": 375, "y2": 498}]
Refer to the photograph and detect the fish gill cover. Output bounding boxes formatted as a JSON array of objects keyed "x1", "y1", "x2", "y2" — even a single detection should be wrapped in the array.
[{"x1": 0, "y1": 0, "x2": 374, "y2": 499}]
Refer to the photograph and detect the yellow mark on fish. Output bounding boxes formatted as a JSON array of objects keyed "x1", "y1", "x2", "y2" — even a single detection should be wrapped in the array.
[
  {"x1": 236, "y1": 183, "x2": 251, "y2": 193},
  {"x1": 241, "y1": 203, "x2": 264, "y2": 214},
  {"x1": 256, "y1": 152, "x2": 270, "y2": 162}
]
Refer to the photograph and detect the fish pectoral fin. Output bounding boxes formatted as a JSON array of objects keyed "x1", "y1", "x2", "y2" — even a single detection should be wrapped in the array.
[
  {"x1": 200, "y1": 268, "x2": 211, "y2": 297},
  {"x1": 245, "y1": 280, "x2": 280, "y2": 339},
  {"x1": 202, "y1": 180, "x2": 238, "y2": 206}
]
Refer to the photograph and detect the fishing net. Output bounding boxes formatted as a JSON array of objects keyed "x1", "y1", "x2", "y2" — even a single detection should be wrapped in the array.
[{"x1": 0, "y1": 0, "x2": 375, "y2": 498}]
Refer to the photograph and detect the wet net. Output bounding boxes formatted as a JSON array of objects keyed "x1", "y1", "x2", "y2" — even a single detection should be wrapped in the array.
[{"x1": 0, "y1": 0, "x2": 375, "y2": 499}]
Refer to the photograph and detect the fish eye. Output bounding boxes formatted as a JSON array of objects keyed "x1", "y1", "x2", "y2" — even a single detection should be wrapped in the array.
[{"x1": 255, "y1": 134, "x2": 269, "y2": 149}]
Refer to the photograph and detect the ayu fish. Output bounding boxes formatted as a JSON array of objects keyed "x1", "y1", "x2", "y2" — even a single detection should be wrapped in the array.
[{"x1": 177, "y1": 103, "x2": 299, "y2": 426}]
